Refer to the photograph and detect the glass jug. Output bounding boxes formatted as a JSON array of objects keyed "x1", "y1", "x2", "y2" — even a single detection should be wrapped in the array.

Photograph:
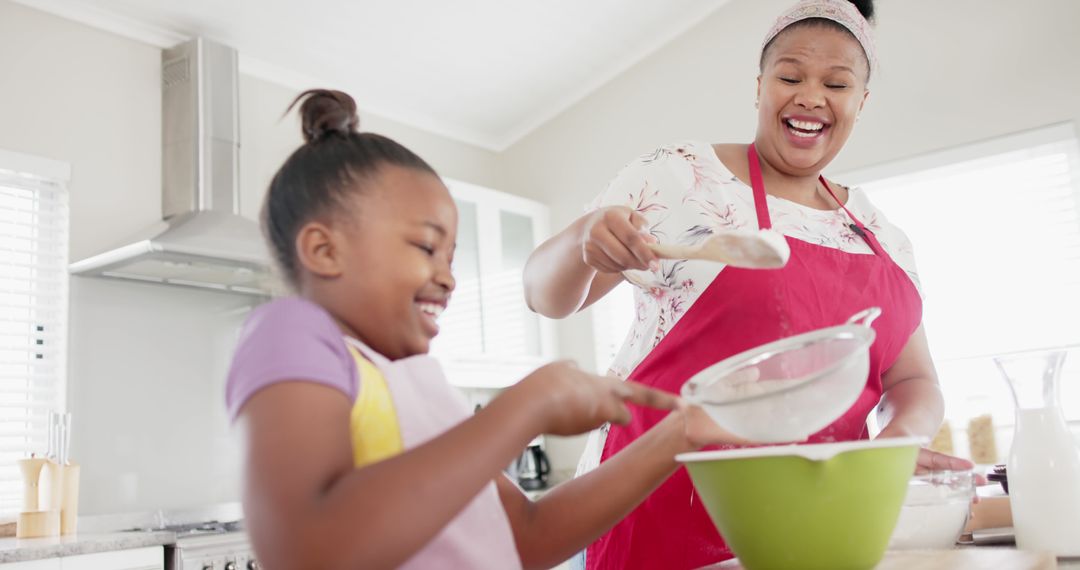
[{"x1": 994, "y1": 349, "x2": 1080, "y2": 556}]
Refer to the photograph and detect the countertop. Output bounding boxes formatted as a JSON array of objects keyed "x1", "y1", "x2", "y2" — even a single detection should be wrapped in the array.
[{"x1": 0, "y1": 531, "x2": 175, "y2": 564}]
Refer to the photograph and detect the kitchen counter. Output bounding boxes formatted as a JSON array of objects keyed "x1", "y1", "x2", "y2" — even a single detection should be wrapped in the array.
[{"x1": 0, "y1": 531, "x2": 174, "y2": 564}]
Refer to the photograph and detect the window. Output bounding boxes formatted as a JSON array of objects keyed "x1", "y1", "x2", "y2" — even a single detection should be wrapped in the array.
[
  {"x1": 843, "y1": 123, "x2": 1080, "y2": 460},
  {"x1": 429, "y1": 179, "x2": 555, "y2": 388},
  {"x1": 0, "y1": 149, "x2": 70, "y2": 517}
]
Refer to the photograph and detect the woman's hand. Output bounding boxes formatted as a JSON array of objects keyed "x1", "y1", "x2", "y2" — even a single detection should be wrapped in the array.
[
  {"x1": 912, "y1": 447, "x2": 975, "y2": 474},
  {"x1": 876, "y1": 426, "x2": 981, "y2": 480},
  {"x1": 513, "y1": 361, "x2": 679, "y2": 436},
  {"x1": 581, "y1": 206, "x2": 659, "y2": 273}
]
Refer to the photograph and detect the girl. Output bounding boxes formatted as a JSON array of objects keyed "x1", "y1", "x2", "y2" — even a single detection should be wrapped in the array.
[{"x1": 226, "y1": 89, "x2": 740, "y2": 570}]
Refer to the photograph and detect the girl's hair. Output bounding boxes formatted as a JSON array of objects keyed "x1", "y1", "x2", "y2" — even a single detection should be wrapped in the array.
[
  {"x1": 759, "y1": 0, "x2": 876, "y2": 80},
  {"x1": 261, "y1": 89, "x2": 437, "y2": 287}
]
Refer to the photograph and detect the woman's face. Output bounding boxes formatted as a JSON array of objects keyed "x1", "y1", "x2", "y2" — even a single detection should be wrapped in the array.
[
  {"x1": 326, "y1": 165, "x2": 458, "y2": 360},
  {"x1": 755, "y1": 24, "x2": 869, "y2": 176}
]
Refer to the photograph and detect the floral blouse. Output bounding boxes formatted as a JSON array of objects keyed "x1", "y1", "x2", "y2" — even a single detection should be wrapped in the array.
[{"x1": 588, "y1": 140, "x2": 922, "y2": 380}]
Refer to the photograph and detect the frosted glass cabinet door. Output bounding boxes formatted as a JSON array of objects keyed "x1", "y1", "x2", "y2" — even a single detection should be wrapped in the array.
[
  {"x1": 432, "y1": 180, "x2": 553, "y2": 388},
  {"x1": 430, "y1": 199, "x2": 484, "y2": 356},
  {"x1": 484, "y1": 210, "x2": 541, "y2": 358}
]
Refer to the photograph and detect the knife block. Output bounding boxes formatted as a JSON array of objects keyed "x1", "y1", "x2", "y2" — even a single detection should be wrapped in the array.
[
  {"x1": 39, "y1": 460, "x2": 63, "y2": 511},
  {"x1": 16, "y1": 511, "x2": 60, "y2": 538},
  {"x1": 16, "y1": 458, "x2": 48, "y2": 512},
  {"x1": 15, "y1": 459, "x2": 79, "y2": 538},
  {"x1": 60, "y1": 463, "x2": 80, "y2": 535}
]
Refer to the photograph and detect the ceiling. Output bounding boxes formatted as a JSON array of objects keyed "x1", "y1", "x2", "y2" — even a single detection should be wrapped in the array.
[{"x1": 16, "y1": 0, "x2": 729, "y2": 150}]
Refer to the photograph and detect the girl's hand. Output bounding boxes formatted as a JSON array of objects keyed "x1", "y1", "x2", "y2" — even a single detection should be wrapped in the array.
[
  {"x1": 516, "y1": 361, "x2": 679, "y2": 436},
  {"x1": 679, "y1": 402, "x2": 753, "y2": 449},
  {"x1": 581, "y1": 206, "x2": 659, "y2": 273}
]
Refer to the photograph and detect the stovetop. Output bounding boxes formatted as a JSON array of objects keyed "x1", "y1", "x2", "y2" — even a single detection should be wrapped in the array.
[
  {"x1": 158, "y1": 520, "x2": 254, "y2": 570},
  {"x1": 161, "y1": 520, "x2": 245, "y2": 539}
]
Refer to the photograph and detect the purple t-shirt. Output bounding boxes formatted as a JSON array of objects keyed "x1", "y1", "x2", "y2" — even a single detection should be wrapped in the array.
[{"x1": 225, "y1": 297, "x2": 358, "y2": 421}]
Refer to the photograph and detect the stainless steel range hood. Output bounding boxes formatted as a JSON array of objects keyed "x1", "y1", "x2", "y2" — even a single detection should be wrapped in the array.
[{"x1": 69, "y1": 38, "x2": 274, "y2": 296}]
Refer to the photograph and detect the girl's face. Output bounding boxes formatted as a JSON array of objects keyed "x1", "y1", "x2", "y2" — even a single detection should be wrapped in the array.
[
  {"x1": 755, "y1": 25, "x2": 869, "y2": 176},
  {"x1": 327, "y1": 165, "x2": 458, "y2": 360}
]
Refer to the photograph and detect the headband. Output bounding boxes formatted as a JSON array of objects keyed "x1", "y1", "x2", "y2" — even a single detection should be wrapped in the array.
[{"x1": 762, "y1": 0, "x2": 877, "y2": 80}]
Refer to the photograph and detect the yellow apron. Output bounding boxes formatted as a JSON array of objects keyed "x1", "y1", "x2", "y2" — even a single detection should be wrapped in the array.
[{"x1": 347, "y1": 345, "x2": 403, "y2": 467}]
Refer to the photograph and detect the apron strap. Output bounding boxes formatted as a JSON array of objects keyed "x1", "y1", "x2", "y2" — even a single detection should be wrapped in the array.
[
  {"x1": 817, "y1": 177, "x2": 887, "y2": 257},
  {"x1": 746, "y1": 143, "x2": 772, "y2": 230},
  {"x1": 344, "y1": 336, "x2": 391, "y2": 368},
  {"x1": 747, "y1": 143, "x2": 886, "y2": 257}
]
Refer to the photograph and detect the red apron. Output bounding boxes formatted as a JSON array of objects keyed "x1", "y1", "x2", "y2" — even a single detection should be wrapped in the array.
[{"x1": 586, "y1": 144, "x2": 923, "y2": 570}]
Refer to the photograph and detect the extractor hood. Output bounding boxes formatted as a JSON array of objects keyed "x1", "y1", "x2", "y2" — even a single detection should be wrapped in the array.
[{"x1": 69, "y1": 38, "x2": 275, "y2": 296}]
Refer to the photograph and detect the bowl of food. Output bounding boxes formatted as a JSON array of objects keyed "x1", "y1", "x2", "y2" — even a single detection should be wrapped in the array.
[
  {"x1": 888, "y1": 470, "x2": 975, "y2": 550},
  {"x1": 677, "y1": 437, "x2": 922, "y2": 570},
  {"x1": 681, "y1": 308, "x2": 879, "y2": 442}
]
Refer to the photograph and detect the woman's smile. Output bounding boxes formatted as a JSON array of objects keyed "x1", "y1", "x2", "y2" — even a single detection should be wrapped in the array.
[{"x1": 781, "y1": 113, "x2": 832, "y2": 148}]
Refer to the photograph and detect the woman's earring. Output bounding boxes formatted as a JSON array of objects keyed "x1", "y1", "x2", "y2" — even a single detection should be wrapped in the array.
[{"x1": 754, "y1": 99, "x2": 759, "y2": 109}]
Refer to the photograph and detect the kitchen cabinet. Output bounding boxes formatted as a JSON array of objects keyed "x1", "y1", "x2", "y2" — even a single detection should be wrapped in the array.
[
  {"x1": 0, "y1": 546, "x2": 163, "y2": 570},
  {"x1": 0, "y1": 560, "x2": 55, "y2": 570},
  {"x1": 61, "y1": 546, "x2": 163, "y2": 570},
  {"x1": 431, "y1": 179, "x2": 555, "y2": 388}
]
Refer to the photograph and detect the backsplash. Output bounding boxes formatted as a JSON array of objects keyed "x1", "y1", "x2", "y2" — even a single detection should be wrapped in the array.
[{"x1": 67, "y1": 277, "x2": 257, "y2": 515}]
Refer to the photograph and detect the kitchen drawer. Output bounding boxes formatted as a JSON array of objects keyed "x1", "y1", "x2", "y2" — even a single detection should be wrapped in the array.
[
  {"x1": 59, "y1": 546, "x2": 163, "y2": 570},
  {"x1": 0, "y1": 559, "x2": 60, "y2": 570}
]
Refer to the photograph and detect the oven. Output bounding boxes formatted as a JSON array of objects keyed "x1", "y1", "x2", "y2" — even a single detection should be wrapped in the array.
[{"x1": 161, "y1": 521, "x2": 259, "y2": 570}]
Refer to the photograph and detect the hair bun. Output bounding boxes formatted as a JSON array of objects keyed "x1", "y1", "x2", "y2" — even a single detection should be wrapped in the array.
[
  {"x1": 291, "y1": 89, "x2": 360, "y2": 143},
  {"x1": 848, "y1": 0, "x2": 875, "y2": 22}
]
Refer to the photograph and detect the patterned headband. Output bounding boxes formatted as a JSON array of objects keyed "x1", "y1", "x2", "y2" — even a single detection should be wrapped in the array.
[{"x1": 762, "y1": 0, "x2": 877, "y2": 81}]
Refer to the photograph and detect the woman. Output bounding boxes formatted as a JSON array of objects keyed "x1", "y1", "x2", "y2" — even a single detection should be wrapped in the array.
[{"x1": 523, "y1": 1, "x2": 973, "y2": 568}]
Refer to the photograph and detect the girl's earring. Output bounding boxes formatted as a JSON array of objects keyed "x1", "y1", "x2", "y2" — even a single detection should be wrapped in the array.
[{"x1": 754, "y1": 99, "x2": 759, "y2": 109}]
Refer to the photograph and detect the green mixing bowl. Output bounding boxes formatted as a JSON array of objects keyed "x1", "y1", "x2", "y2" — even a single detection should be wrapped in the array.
[{"x1": 677, "y1": 437, "x2": 923, "y2": 570}]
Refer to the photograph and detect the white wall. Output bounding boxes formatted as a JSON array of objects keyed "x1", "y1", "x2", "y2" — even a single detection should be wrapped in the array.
[
  {"x1": 499, "y1": 0, "x2": 1080, "y2": 470},
  {"x1": 0, "y1": 0, "x2": 502, "y2": 515},
  {"x1": 238, "y1": 75, "x2": 505, "y2": 220}
]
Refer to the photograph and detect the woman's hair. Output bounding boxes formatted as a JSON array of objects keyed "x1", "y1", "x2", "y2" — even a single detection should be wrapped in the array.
[
  {"x1": 846, "y1": 0, "x2": 874, "y2": 21},
  {"x1": 261, "y1": 89, "x2": 437, "y2": 287},
  {"x1": 759, "y1": 0, "x2": 876, "y2": 79}
]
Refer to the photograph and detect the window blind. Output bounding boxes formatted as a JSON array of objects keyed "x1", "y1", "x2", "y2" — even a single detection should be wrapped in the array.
[
  {"x1": 856, "y1": 129, "x2": 1080, "y2": 455},
  {"x1": 0, "y1": 165, "x2": 69, "y2": 517},
  {"x1": 860, "y1": 136, "x2": 1080, "y2": 360}
]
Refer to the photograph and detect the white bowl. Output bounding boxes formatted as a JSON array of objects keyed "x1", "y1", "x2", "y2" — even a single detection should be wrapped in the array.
[
  {"x1": 681, "y1": 309, "x2": 878, "y2": 442},
  {"x1": 888, "y1": 470, "x2": 975, "y2": 550}
]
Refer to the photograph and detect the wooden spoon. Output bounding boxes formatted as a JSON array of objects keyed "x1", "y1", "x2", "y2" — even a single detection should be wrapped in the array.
[{"x1": 647, "y1": 229, "x2": 790, "y2": 269}]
